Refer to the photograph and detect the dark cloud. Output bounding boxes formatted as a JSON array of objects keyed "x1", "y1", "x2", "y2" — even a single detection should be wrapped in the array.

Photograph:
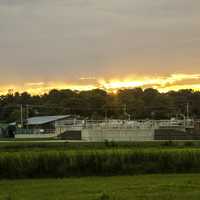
[{"x1": 0, "y1": 0, "x2": 200, "y2": 85}]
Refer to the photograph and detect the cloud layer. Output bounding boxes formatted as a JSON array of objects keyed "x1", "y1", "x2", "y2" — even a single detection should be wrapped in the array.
[
  {"x1": 1, "y1": 73, "x2": 200, "y2": 95},
  {"x1": 0, "y1": 0, "x2": 200, "y2": 89}
]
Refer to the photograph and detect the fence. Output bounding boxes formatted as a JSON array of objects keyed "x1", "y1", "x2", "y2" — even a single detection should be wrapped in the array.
[
  {"x1": 14, "y1": 119, "x2": 195, "y2": 140},
  {"x1": 83, "y1": 119, "x2": 194, "y2": 130}
]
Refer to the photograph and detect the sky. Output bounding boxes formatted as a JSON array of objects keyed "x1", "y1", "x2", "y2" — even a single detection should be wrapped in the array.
[{"x1": 0, "y1": 0, "x2": 200, "y2": 94}]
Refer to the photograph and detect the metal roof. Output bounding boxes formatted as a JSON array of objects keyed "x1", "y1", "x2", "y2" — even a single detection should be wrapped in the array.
[{"x1": 27, "y1": 115, "x2": 71, "y2": 125}]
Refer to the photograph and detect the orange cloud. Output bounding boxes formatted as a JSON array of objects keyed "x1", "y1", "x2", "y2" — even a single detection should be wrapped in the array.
[{"x1": 0, "y1": 73, "x2": 200, "y2": 95}]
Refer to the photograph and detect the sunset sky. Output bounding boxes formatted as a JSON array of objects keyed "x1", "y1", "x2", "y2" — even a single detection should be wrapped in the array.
[{"x1": 0, "y1": 0, "x2": 200, "y2": 94}]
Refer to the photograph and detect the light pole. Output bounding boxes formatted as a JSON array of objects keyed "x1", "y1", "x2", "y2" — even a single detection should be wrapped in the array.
[{"x1": 20, "y1": 104, "x2": 23, "y2": 128}]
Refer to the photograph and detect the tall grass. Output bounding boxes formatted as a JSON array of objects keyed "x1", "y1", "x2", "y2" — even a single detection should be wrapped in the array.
[
  {"x1": 1, "y1": 149, "x2": 200, "y2": 179},
  {"x1": 1, "y1": 140, "x2": 200, "y2": 152}
]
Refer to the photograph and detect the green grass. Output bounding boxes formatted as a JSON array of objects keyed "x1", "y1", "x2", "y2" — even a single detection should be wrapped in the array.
[
  {"x1": 1, "y1": 174, "x2": 200, "y2": 200},
  {"x1": 0, "y1": 140, "x2": 200, "y2": 152},
  {"x1": 1, "y1": 141, "x2": 200, "y2": 179},
  {"x1": 2, "y1": 148, "x2": 200, "y2": 178}
]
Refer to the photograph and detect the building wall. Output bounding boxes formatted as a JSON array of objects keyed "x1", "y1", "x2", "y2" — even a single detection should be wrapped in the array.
[
  {"x1": 58, "y1": 130, "x2": 82, "y2": 140},
  {"x1": 15, "y1": 133, "x2": 58, "y2": 139},
  {"x1": 154, "y1": 128, "x2": 200, "y2": 140},
  {"x1": 82, "y1": 128, "x2": 154, "y2": 142}
]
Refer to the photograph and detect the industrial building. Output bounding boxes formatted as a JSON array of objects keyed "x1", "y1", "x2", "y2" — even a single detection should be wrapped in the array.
[
  {"x1": 15, "y1": 115, "x2": 79, "y2": 138},
  {"x1": 7, "y1": 116, "x2": 200, "y2": 141}
]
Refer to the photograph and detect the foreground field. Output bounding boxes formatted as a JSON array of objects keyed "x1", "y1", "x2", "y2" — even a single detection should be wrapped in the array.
[
  {"x1": 1, "y1": 174, "x2": 200, "y2": 200},
  {"x1": 1, "y1": 140, "x2": 200, "y2": 151},
  {"x1": 1, "y1": 142, "x2": 200, "y2": 199},
  {"x1": 1, "y1": 141, "x2": 200, "y2": 178},
  {"x1": 2, "y1": 147, "x2": 200, "y2": 178}
]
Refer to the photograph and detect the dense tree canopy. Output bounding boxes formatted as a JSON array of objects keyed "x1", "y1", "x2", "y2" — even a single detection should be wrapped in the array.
[{"x1": 0, "y1": 88, "x2": 200, "y2": 122}]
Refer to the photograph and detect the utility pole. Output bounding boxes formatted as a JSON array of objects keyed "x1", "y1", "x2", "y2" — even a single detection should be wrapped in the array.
[
  {"x1": 26, "y1": 104, "x2": 29, "y2": 129},
  {"x1": 26, "y1": 104, "x2": 29, "y2": 120},
  {"x1": 20, "y1": 104, "x2": 23, "y2": 128},
  {"x1": 186, "y1": 102, "x2": 189, "y2": 128},
  {"x1": 186, "y1": 102, "x2": 189, "y2": 120},
  {"x1": 123, "y1": 104, "x2": 131, "y2": 120},
  {"x1": 123, "y1": 104, "x2": 126, "y2": 119},
  {"x1": 123, "y1": 104, "x2": 127, "y2": 115},
  {"x1": 105, "y1": 110, "x2": 108, "y2": 121}
]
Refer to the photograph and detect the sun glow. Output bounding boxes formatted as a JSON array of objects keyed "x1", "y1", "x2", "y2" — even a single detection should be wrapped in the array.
[
  {"x1": 98, "y1": 74, "x2": 200, "y2": 92},
  {"x1": 1, "y1": 74, "x2": 200, "y2": 95},
  {"x1": 0, "y1": 82, "x2": 97, "y2": 95}
]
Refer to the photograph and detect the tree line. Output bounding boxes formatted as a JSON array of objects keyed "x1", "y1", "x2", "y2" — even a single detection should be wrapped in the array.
[{"x1": 0, "y1": 88, "x2": 200, "y2": 122}]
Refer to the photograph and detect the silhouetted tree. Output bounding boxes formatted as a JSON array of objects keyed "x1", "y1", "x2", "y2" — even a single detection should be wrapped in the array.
[{"x1": 0, "y1": 87, "x2": 200, "y2": 122}]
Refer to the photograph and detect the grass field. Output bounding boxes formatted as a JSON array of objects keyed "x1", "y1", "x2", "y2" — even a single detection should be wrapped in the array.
[
  {"x1": 1, "y1": 174, "x2": 200, "y2": 200},
  {"x1": 1, "y1": 141, "x2": 200, "y2": 178},
  {"x1": 2, "y1": 147, "x2": 200, "y2": 178},
  {"x1": 1, "y1": 142, "x2": 200, "y2": 199},
  {"x1": 0, "y1": 140, "x2": 200, "y2": 152}
]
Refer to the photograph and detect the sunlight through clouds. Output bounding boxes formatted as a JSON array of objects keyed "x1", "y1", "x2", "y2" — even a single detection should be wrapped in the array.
[{"x1": 1, "y1": 74, "x2": 200, "y2": 95}]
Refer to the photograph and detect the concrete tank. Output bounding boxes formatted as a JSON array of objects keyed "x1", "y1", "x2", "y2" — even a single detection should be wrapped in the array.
[{"x1": 82, "y1": 128, "x2": 154, "y2": 142}]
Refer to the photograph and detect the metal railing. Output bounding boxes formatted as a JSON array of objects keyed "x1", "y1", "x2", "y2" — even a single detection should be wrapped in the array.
[
  {"x1": 15, "y1": 119, "x2": 195, "y2": 135},
  {"x1": 83, "y1": 119, "x2": 194, "y2": 130}
]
